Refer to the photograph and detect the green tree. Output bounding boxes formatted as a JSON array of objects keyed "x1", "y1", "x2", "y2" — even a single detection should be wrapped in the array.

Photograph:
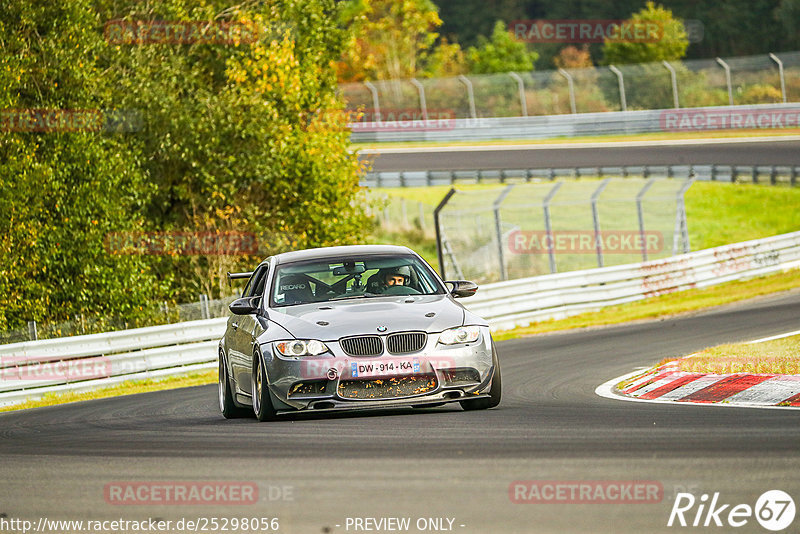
[
  {"x1": 466, "y1": 20, "x2": 539, "y2": 74},
  {"x1": 102, "y1": 0, "x2": 371, "y2": 301},
  {"x1": 337, "y1": 0, "x2": 443, "y2": 81},
  {"x1": 0, "y1": 0, "x2": 370, "y2": 332},
  {"x1": 0, "y1": 0, "x2": 165, "y2": 332},
  {"x1": 602, "y1": 2, "x2": 689, "y2": 65}
]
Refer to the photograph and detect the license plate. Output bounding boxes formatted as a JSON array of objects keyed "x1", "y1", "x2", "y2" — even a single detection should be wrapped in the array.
[{"x1": 350, "y1": 358, "x2": 420, "y2": 378}]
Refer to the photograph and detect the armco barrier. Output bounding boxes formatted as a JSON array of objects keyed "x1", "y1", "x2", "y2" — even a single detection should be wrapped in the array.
[
  {"x1": 467, "y1": 231, "x2": 800, "y2": 331},
  {"x1": 0, "y1": 318, "x2": 227, "y2": 406},
  {"x1": 1, "y1": 231, "x2": 798, "y2": 406},
  {"x1": 349, "y1": 103, "x2": 800, "y2": 143}
]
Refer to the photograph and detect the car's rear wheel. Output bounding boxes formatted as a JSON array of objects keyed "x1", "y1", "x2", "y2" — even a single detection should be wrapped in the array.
[
  {"x1": 460, "y1": 345, "x2": 502, "y2": 411},
  {"x1": 219, "y1": 352, "x2": 248, "y2": 419},
  {"x1": 252, "y1": 352, "x2": 277, "y2": 422}
]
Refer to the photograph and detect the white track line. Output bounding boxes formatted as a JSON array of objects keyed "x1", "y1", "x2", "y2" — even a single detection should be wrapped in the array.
[{"x1": 747, "y1": 329, "x2": 800, "y2": 344}]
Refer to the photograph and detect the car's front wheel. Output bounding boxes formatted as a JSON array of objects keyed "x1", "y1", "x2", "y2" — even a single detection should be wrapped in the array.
[
  {"x1": 219, "y1": 352, "x2": 248, "y2": 419},
  {"x1": 252, "y1": 351, "x2": 278, "y2": 422},
  {"x1": 460, "y1": 345, "x2": 502, "y2": 411}
]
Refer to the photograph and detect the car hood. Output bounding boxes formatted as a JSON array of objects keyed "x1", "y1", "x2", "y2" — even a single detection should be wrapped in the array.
[{"x1": 267, "y1": 294, "x2": 472, "y2": 340}]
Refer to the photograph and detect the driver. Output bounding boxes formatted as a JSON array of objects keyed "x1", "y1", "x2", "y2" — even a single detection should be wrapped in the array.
[
  {"x1": 384, "y1": 271, "x2": 405, "y2": 287},
  {"x1": 373, "y1": 266, "x2": 410, "y2": 293}
]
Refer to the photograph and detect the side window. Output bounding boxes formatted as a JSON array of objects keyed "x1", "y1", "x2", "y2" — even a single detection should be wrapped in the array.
[
  {"x1": 252, "y1": 266, "x2": 269, "y2": 298},
  {"x1": 244, "y1": 265, "x2": 269, "y2": 298}
]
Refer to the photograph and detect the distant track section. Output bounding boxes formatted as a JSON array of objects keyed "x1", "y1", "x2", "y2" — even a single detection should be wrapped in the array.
[{"x1": 360, "y1": 137, "x2": 800, "y2": 172}]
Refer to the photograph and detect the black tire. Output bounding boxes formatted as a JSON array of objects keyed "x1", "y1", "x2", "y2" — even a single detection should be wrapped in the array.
[
  {"x1": 252, "y1": 351, "x2": 278, "y2": 422},
  {"x1": 219, "y1": 352, "x2": 249, "y2": 419},
  {"x1": 460, "y1": 345, "x2": 502, "y2": 411}
]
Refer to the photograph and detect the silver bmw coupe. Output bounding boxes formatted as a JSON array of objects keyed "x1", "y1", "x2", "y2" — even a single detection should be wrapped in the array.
[{"x1": 218, "y1": 245, "x2": 501, "y2": 421}]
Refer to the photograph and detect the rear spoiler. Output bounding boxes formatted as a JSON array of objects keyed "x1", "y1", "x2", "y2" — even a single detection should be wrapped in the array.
[{"x1": 227, "y1": 271, "x2": 253, "y2": 281}]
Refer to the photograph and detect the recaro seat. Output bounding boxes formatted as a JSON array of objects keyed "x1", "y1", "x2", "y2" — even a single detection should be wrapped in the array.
[{"x1": 276, "y1": 274, "x2": 314, "y2": 304}]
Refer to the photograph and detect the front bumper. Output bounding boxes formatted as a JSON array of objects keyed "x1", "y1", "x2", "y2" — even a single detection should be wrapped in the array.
[{"x1": 260, "y1": 326, "x2": 495, "y2": 412}]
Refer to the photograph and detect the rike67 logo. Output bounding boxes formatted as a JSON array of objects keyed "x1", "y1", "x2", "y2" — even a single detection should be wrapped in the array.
[{"x1": 668, "y1": 490, "x2": 795, "y2": 531}]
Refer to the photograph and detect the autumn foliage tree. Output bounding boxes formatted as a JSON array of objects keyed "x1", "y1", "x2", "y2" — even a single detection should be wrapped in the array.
[
  {"x1": 337, "y1": 0, "x2": 443, "y2": 81},
  {"x1": 0, "y1": 0, "x2": 369, "y2": 332}
]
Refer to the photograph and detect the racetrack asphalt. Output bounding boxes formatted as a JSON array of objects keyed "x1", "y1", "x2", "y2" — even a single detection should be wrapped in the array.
[
  {"x1": 361, "y1": 137, "x2": 800, "y2": 172},
  {"x1": 1, "y1": 291, "x2": 799, "y2": 533}
]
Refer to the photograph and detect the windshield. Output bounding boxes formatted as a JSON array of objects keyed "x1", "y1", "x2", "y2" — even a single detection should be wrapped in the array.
[{"x1": 269, "y1": 254, "x2": 444, "y2": 307}]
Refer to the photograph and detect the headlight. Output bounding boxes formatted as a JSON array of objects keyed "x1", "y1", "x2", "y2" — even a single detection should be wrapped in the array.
[
  {"x1": 275, "y1": 339, "x2": 329, "y2": 357},
  {"x1": 437, "y1": 325, "x2": 481, "y2": 345}
]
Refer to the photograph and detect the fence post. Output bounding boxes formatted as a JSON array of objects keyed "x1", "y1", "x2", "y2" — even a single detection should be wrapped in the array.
[
  {"x1": 200, "y1": 294, "x2": 210, "y2": 320},
  {"x1": 557, "y1": 69, "x2": 577, "y2": 114},
  {"x1": 662, "y1": 60, "x2": 680, "y2": 108},
  {"x1": 28, "y1": 320, "x2": 38, "y2": 341},
  {"x1": 458, "y1": 75, "x2": 477, "y2": 120},
  {"x1": 636, "y1": 178, "x2": 657, "y2": 262},
  {"x1": 493, "y1": 185, "x2": 515, "y2": 281},
  {"x1": 410, "y1": 78, "x2": 428, "y2": 121},
  {"x1": 715, "y1": 57, "x2": 734, "y2": 106},
  {"x1": 508, "y1": 72, "x2": 528, "y2": 117},
  {"x1": 543, "y1": 182, "x2": 563, "y2": 273},
  {"x1": 674, "y1": 178, "x2": 694, "y2": 254},
  {"x1": 434, "y1": 188, "x2": 457, "y2": 279},
  {"x1": 769, "y1": 53, "x2": 787, "y2": 103},
  {"x1": 418, "y1": 202, "x2": 426, "y2": 231},
  {"x1": 591, "y1": 179, "x2": 611, "y2": 268},
  {"x1": 608, "y1": 65, "x2": 627, "y2": 112},
  {"x1": 792, "y1": 166, "x2": 797, "y2": 187},
  {"x1": 364, "y1": 81, "x2": 381, "y2": 122}
]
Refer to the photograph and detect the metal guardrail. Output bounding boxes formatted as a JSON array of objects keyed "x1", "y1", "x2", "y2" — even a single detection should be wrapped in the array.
[
  {"x1": 0, "y1": 318, "x2": 227, "y2": 406},
  {"x1": 467, "y1": 230, "x2": 800, "y2": 331},
  {"x1": 1, "y1": 231, "x2": 798, "y2": 406},
  {"x1": 362, "y1": 162, "x2": 800, "y2": 188},
  {"x1": 350, "y1": 103, "x2": 800, "y2": 143}
]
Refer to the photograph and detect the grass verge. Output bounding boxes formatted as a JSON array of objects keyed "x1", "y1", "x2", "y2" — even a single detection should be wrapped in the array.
[
  {"x1": 0, "y1": 369, "x2": 217, "y2": 413},
  {"x1": 657, "y1": 334, "x2": 800, "y2": 375},
  {"x1": 493, "y1": 268, "x2": 800, "y2": 341},
  {"x1": 371, "y1": 182, "x2": 800, "y2": 255}
]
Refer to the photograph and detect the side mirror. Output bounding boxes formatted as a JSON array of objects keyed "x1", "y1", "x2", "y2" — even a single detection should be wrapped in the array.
[
  {"x1": 229, "y1": 296, "x2": 261, "y2": 315},
  {"x1": 445, "y1": 280, "x2": 478, "y2": 298}
]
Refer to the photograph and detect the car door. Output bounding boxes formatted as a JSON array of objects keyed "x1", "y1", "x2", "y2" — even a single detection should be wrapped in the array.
[{"x1": 229, "y1": 264, "x2": 269, "y2": 396}]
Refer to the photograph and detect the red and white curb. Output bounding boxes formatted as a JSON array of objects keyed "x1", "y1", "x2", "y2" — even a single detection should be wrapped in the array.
[{"x1": 596, "y1": 330, "x2": 800, "y2": 410}]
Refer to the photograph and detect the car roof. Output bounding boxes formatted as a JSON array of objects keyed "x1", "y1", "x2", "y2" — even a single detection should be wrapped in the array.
[{"x1": 271, "y1": 244, "x2": 416, "y2": 265}]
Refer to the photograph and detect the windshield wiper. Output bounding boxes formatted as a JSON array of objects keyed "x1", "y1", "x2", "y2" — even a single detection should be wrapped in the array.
[{"x1": 328, "y1": 292, "x2": 381, "y2": 301}]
